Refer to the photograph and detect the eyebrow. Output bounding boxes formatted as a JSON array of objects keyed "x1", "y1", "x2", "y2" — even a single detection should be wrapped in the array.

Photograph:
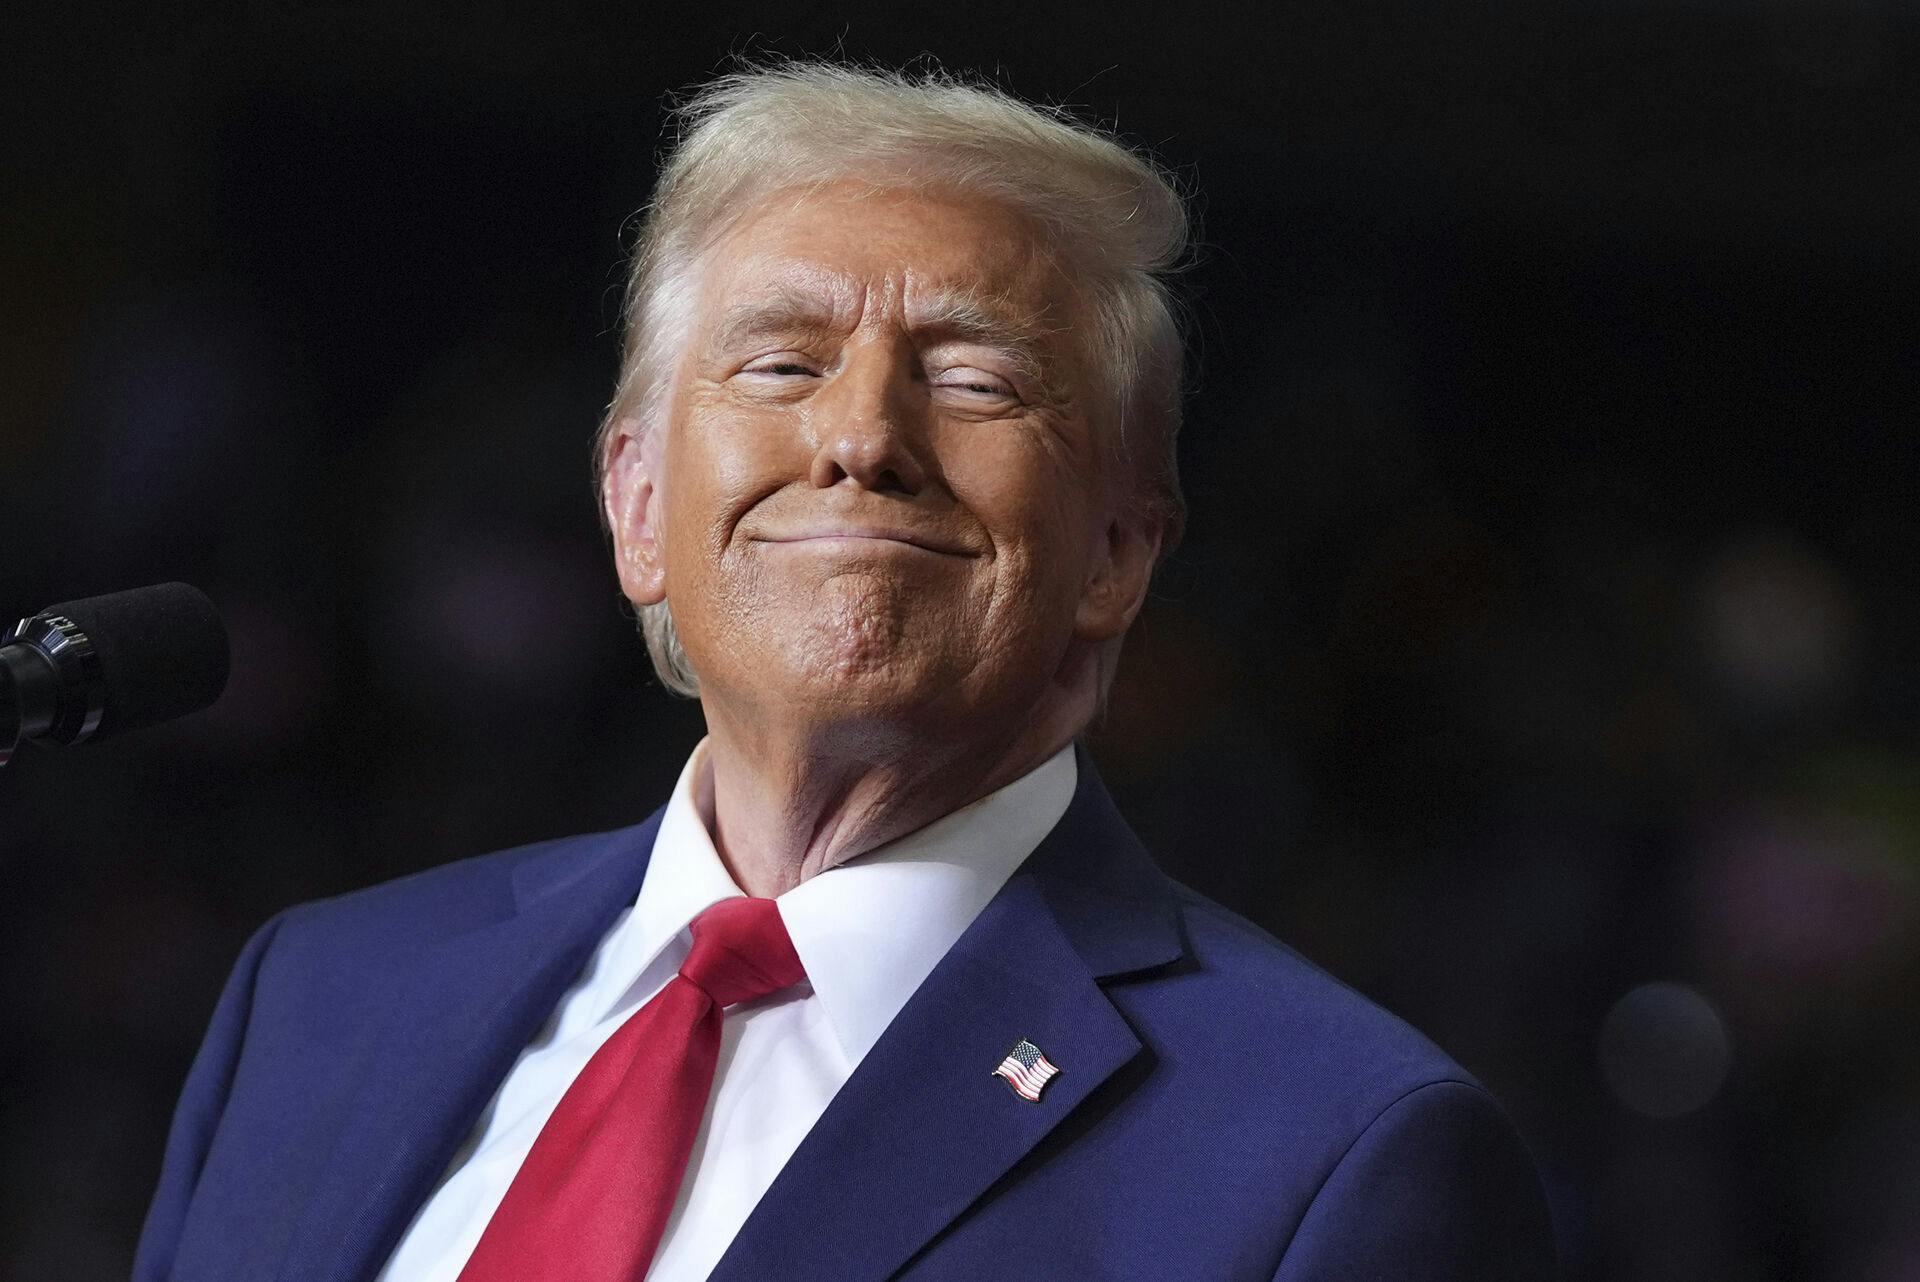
[
  {"x1": 908, "y1": 289, "x2": 1058, "y2": 385},
  {"x1": 707, "y1": 281, "x2": 1062, "y2": 387},
  {"x1": 709, "y1": 284, "x2": 846, "y2": 357}
]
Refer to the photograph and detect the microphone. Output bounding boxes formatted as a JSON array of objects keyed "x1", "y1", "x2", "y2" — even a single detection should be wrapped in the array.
[{"x1": 1, "y1": 582, "x2": 230, "y2": 767}]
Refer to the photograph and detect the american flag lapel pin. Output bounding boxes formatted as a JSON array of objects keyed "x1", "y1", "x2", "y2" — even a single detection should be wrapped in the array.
[{"x1": 992, "y1": 1038, "x2": 1061, "y2": 1102}]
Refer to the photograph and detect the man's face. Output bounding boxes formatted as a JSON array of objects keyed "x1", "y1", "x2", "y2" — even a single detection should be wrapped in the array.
[{"x1": 606, "y1": 180, "x2": 1153, "y2": 735}]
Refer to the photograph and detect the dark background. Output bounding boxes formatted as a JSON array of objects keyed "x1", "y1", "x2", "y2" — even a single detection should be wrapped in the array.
[{"x1": 3, "y1": 4, "x2": 1915, "y2": 1278}]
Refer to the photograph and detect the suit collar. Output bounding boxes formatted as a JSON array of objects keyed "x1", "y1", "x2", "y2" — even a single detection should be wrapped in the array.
[
  {"x1": 777, "y1": 741, "x2": 1079, "y2": 1066},
  {"x1": 1022, "y1": 741, "x2": 1183, "y2": 980},
  {"x1": 512, "y1": 739, "x2": 1085, "y2": 1077},
  {"x1": 711, "y1": 743, "x2": 1185, "y2": 1282},
  {"x1": 508, "y1": 811, "x2": 661, "y2": 917},
  {"x1": 278, "y1": 814, "x2": 664, "y2": 1282},
  {"x1": 502, "y1": 740, "x2": 1175, "y2": 981}
]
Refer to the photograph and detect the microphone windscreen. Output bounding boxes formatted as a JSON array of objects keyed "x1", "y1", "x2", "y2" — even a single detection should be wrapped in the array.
[{"x1": 42, "y1": 582, "x2": 231, "y2": 739}]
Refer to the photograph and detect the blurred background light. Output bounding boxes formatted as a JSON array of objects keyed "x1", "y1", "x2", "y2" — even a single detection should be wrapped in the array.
[{"x1": 1600, "y1": 981, "x2": 1732, "y2": 1119}]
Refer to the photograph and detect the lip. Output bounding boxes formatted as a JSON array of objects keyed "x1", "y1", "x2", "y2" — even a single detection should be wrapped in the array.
[{"x1": 751, "y1": 526, "x2": 972, "y2": 556}]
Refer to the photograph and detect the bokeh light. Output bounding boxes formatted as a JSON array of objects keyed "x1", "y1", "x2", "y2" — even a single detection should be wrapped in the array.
[{"x1": 1600, "y1": 982, "x2": 1732, "y2": 1120}]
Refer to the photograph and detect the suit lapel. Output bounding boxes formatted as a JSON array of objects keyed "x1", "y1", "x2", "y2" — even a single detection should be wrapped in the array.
[
  {"x1": 276, "y1": 816, "x2": 662, "y2": 1282},
  {"x1": 711, "y1": 751, "x2": 1184, "y2": 1282}
]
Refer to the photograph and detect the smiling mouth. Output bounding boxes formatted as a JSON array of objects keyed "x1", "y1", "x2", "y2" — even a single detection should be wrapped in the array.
[{"x1": 751, "y1": 529, "x2": 971, "y2": 556}]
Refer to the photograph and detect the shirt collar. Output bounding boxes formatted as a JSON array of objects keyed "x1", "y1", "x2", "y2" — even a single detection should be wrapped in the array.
[{"x1": 617, "y1": 738, "x2": 1078, "y2": 1067}]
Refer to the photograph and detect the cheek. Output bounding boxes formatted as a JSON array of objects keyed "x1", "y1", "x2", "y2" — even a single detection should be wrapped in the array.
[
  {"x1": 662, "y1": 399, "x2": 793, "y2": 554},
  {"x1": 968, "y1": 430, "x2": 1093, "y2": 536},
  {"x1": 947, "y1": 437, "x2": 1098, "y2": 612}
]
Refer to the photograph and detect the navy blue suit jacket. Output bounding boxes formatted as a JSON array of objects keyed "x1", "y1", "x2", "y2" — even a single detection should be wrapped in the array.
[{"x1": 137, "y1": 752, "x2": 1556, "y2": 1280}]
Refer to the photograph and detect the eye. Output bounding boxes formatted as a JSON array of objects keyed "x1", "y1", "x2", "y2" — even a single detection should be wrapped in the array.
[
  {"x1": 738, "y1": 353, "x2": 819, "y2": 379},
  {"x1": 931, "y1": 367, "x2": 1017, "y2": 402}
]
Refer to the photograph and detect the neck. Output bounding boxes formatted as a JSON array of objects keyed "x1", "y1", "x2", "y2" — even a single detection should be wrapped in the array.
[{"x1": 696, "y1": 687, "x2": 1089, "y2": 898}]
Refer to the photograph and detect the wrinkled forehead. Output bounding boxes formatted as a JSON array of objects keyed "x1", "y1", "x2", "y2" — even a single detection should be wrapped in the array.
[{"x1": 689, "y1": 180, "x2": 1083, "y2": 345}]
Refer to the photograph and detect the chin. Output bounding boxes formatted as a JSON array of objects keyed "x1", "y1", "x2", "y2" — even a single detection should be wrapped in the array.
[
  {"x1": 790, "y1": 635, "x2": 945, "y2": 711},
  {"x1": 722, "y1": 625, "x2": 957, "y2": 730},
  {"x1": 773, "y1": 578, "x2": 959, "y2": 692},
  {"x1": 691, "y1": 577, "x2": 1002, "y2": 725}
]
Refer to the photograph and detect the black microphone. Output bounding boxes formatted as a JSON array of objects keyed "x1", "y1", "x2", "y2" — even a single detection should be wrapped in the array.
[{"x1": 1, "y1": 582, "x2": 230, "y2": 767}]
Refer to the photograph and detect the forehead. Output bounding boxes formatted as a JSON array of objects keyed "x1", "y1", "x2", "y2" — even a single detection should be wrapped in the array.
[{"x1": 694, "y1": 180, "x2": 1075, "y2": 328}]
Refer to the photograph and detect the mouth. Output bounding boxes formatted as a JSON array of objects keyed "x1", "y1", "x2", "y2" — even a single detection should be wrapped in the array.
[{"x1": 750, "y1": 526, "x2": 972, "y2": 557}]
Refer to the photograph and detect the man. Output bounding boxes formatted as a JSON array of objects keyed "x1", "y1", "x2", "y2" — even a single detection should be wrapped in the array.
[{"x1": 137, "y1": 62, "x2": 1556, "y2": 1280}]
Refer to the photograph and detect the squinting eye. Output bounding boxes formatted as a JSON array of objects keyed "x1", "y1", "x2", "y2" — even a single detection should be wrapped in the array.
[
  {"x1": 741, "y1": 356, "x2": 817, "y2": 377},
  {"x1": 933, "y1": 370, "x2": 1015, "y2": 399}
]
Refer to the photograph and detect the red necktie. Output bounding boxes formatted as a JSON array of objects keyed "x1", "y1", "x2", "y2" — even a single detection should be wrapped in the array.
[{"x1": 457, "y1": 896, "x2": 806, "y2": 1282}]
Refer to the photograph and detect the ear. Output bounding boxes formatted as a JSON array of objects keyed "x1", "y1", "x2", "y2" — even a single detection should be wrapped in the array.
[
  {"x1": 602, "y1": 419, "x2": 669, "y2": 607},
  {"x1": 1074, "y1": 507, "x2": 1164, "y2": 644}
]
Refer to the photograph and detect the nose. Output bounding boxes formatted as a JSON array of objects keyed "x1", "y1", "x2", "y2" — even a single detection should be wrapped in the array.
[{"x1": 806, "y1": 339, "x2": 931, "y2": 495}]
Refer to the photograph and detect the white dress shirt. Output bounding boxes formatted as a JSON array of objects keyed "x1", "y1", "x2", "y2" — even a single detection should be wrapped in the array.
[{"x1": 378, "y1": 739, "x2": 1076, "y2": 1282}]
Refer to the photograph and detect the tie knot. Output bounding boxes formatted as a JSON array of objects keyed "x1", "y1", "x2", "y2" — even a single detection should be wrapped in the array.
[{"x1": 679, "y1": 897, "x2": 806, "y2": 1008}]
